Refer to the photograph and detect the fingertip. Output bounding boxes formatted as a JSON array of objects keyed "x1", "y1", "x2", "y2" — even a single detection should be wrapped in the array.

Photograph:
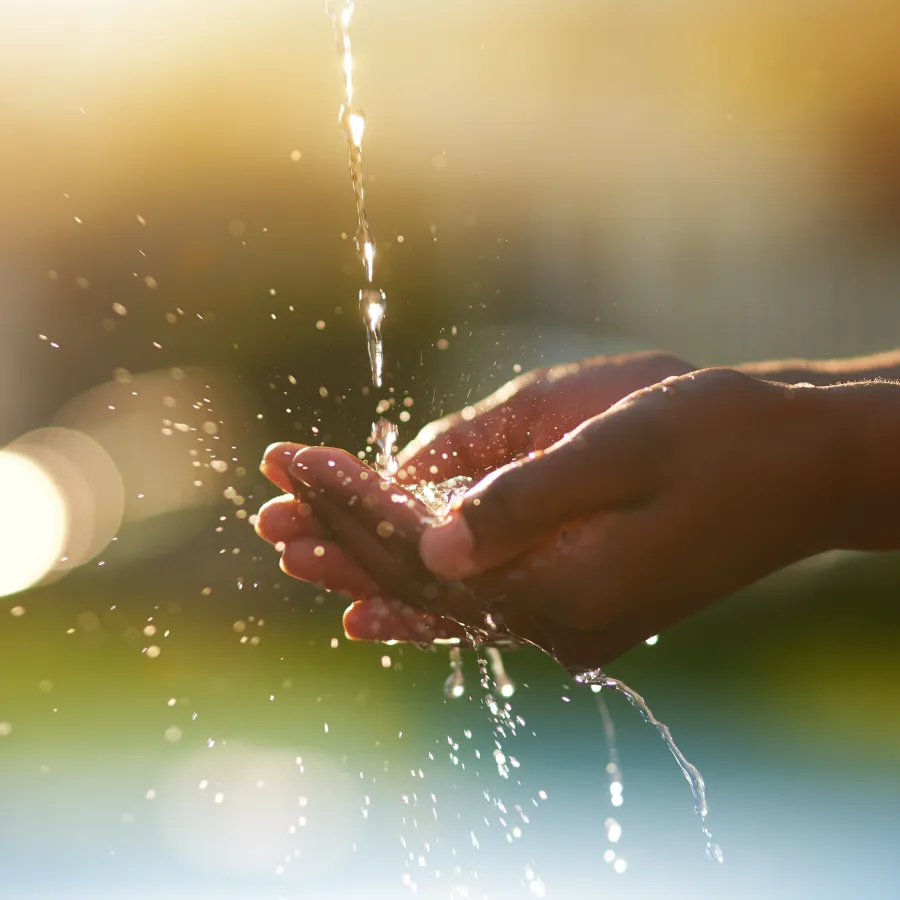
[
  {"x1": 256, "y1": 493, "x2": 324, "y2": 543},
  {"x1": 342, "y1": 599, "x2": 413, "y2": 642},
  {"x1": 291, "y1": 445, "x2": 366, "y2": 476},
  {"x1": 263, "y1": 442, "x2": 306, "y2": 467},
  {"x1": 261, "y1": 442, "x2": 307, "y2": 492}
]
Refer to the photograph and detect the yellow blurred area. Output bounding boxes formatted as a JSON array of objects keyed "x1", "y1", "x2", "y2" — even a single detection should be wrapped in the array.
[
  {"x1": 0, "y1": 449, "x2": 67, "y2": 596},
  {"x1": 0, "y1": 367, "x2": 249, "y2": 594},
  {"x1": 1, "y1": 0, "x2": 898, "y2": 223},
  {"x1": 2, "y1": 0, "x2": 898, "y2": 368}
]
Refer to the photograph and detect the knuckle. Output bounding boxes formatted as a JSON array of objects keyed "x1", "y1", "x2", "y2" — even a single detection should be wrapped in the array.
[{"x1": 468, "y1": 467, "x2": 531, "y2": 541}]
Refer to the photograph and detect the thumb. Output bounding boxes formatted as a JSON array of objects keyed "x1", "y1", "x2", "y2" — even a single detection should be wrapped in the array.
[{"x1": 418, "y1": 410, "x2": 652, "y2": 579}]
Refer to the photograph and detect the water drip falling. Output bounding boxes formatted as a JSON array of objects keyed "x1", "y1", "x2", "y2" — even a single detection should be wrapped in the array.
[
  {"x1": 576, "y1": 669, "x2": 723, "y2": 862},
  {"x1": 360, "y1": 288, "x2": 386, "y2": 389},
  {"x1": 444, "y1": 646, "x2": 466, "y2": 698},
  {"x1": 369, "y1": 417, "x2": 397, "y2": 478},
  {"x1": 485, "y1": 647, "x2": 515, "y2": 699},
  {"x1": 324, "y1": 2, "x2": 719, "y2": 872},
  {"x1": 590, "y1": 685, "x2": 626, "y2": 869}
]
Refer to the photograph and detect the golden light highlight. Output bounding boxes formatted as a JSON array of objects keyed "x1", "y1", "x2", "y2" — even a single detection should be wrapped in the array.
[
  {"x1": 0, "y1": 450, "x2": 67, "y2": 597},
  {"x1": 11, "y1": 427, "x2": 125, "y2": 574}
]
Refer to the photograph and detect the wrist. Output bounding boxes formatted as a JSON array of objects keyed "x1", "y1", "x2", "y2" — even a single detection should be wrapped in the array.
[{"x1": 806, "y1": 382, "x2": 900, "y2": 551}]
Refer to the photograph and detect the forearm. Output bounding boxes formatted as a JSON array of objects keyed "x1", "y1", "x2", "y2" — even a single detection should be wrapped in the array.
[
  {"x1": 807, "y1": 380, "x2": 900, "y2": 552},
  {"x1": 737, "y1": 349, "x2": 900, "y2": 386}
]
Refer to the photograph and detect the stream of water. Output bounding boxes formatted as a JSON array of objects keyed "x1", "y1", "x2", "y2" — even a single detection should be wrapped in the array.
[{"x1": 324, "y1": 0, "x2": 721, "y2": 870}]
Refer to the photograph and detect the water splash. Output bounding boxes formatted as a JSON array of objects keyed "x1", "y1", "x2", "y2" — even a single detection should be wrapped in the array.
[
  {"x1": 371, "y1": 417, "x2": 398, "y2": 477},
  {"x1": 576, "y1": 669, "x2": 723, "y2": 862},
  {"x1": 412, "y1": 476, "x2": 473, "y2": 516}
]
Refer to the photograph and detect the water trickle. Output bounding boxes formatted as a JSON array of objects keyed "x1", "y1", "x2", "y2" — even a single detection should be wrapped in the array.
[
  {"x1": 576, "y1": 669, "x2": 723, "y2": 862},
  {"x1": 486, "y1": 647, "x2": 516, "y2": 699},
  {"x1": 329, "y1": 1, "x2": 387, "y2": 396},
  {"x1": 360, "y1": 288, "x2": 386, "y2": 387},
  {"x1": 325, "y1": 1, "x2": 719, "y2": 872},
  {"x1": 589, "y1": 686, "x2": 627, "y2": 867},
  {"x1": 444, "y1": 646, "x2": 465, "y2": 698},
  {"x1": 372, "y1": 417, "x2": 399, "y2": 477}
]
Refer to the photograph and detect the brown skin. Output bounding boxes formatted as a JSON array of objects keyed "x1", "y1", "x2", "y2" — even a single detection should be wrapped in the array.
[
  {"x1": 258, "y1": 351, "x2": 694, "y2": 660},
  {"x1": 256, "y1": 354, "x2": 900, "y2": 670}
]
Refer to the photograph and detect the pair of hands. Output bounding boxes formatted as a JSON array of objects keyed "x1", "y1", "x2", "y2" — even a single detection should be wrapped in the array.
[{"x1": 256, "y1": 352, "x2": 832, "y2": 671}]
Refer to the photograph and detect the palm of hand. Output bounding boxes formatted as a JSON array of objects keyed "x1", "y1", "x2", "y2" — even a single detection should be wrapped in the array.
[{"x1": 256, "y1": 353, "x2": 691, "y2": 666}]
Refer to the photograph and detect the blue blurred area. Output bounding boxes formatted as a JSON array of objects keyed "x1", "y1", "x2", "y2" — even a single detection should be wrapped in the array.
[{"x1": 1, "y1": 559, "x2": 899, "y2": 898}]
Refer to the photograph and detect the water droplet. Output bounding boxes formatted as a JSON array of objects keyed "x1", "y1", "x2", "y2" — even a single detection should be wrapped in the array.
[
  {"x1": 486, "y1": 647, "x2": 515, "y2": 698},
  {"x1": 443, "y1": 647, "x2": 465, "y2": 698}
]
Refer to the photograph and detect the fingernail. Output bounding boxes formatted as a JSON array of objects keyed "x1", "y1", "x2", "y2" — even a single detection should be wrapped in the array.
[
  {"x1": 419, "y1": 512, "x2": 476, "y2": 580},
  {"x1": 287, "y1": 460, "x2": 311, "y2": 485}
]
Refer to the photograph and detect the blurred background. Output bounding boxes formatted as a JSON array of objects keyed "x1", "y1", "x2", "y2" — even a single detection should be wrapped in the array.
[{"x1": 1, "y1": 0, "x2": 900, "y2": 896}]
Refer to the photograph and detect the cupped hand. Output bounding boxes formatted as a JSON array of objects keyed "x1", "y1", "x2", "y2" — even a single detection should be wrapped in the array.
[
  {"x1": 256, "y1": 351, "x2": 691, "y2": 654},
  {"x1": 258, "y1": 442, "x2": 621, "y2": 667},
  {"x1": 419, "y1": 368, "x2": 840, "y2": 663},
  {"x1": 259, "y1": 368, "x2": 840, "y2": 670},
  {"x1": 394, "y1": 351, "x2": 692, "y2": 484}
]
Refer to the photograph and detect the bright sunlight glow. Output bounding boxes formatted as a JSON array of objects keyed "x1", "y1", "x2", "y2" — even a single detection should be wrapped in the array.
[
  {"x1": 0, "y1": 450, "x2": 68, "y2": 597},
  {"x1": 348, "y1": 112, "x2": 366, "y2": 148}
]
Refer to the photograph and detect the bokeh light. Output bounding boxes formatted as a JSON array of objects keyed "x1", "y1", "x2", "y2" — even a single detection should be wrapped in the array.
[
  {"x1": 10, "y1": 427, "x2": 124, "y2": 574},
  {"x1": 157, "y1": 745, "x2": 359, "y2": 882},
  {"x1": 0, "y1": 450, "x2": 67, "y2": 597}
]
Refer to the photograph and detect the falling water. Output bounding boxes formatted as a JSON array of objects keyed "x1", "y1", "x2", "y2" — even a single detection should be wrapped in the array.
[
  {"x1": 328, "y1": 3, "x2": 397, "y2": 478},
  {"x1": 328, "y1": 0, "x2": 388, "y2": 400},
  {"x1": 360, "y1": 287, "x2": 387, "y2": 389},
  {"x1": 576, "y1": 668, "x2": 723, "y2": 862},
  {"x1": 443, "y1": 646, "x2": 466, "y2": 698},
  {"x1": 324, "y1": 0, "x2": 720, "y2": 871}
]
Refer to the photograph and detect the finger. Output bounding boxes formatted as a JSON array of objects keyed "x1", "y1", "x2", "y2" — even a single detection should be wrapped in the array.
[
  {"x1": 261, "y1": 442, "x2": 308, "y2": 493},
  {"x1": 288, "y1": 459, "x2": 438, "y2": 606},
  {"x1": 396, "y1": 353, "x2": 692, "y2": 484},
  {"x1": 280, "y1": 537, "x2": 378, "y2": 596},
  {"x1": 419, "y1": 408, "x2": 654, "y2": 579},
  {"x1": 256, "y1": 494, "x2": 327, "y2": 545},
  {"x1": 290, "y1": 447, "x2": 428, "y2": 540},
  {"x1": 342, "y1": 599, "x2": 467, "y2": 643},
  {"x1": 396, "y1": 372, "x2": 542, "y2": 483},
  {"x1": 288, "y1": 451, "x2": 486, "y2": 624},
  {"x1": 278, "y1": 532, "x2": 468, "y2": 643}
]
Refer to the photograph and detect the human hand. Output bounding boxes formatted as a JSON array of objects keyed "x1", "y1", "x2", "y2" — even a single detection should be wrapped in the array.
[
  {"x1": 256, "y1": 351, "x2": 691, "y2": 651},
  {"x1": 259, "y1": 368, "x2": 842, "y2": 669},
  {"x1": 258, "y1": 441, "x2": 617, "y2": 666},
  {"x1": 394, "y1": 350, "x2": 692, "y2": 484},
  {"x1": 416, "y1": 368, "x2": 842, "y2": 666}
]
